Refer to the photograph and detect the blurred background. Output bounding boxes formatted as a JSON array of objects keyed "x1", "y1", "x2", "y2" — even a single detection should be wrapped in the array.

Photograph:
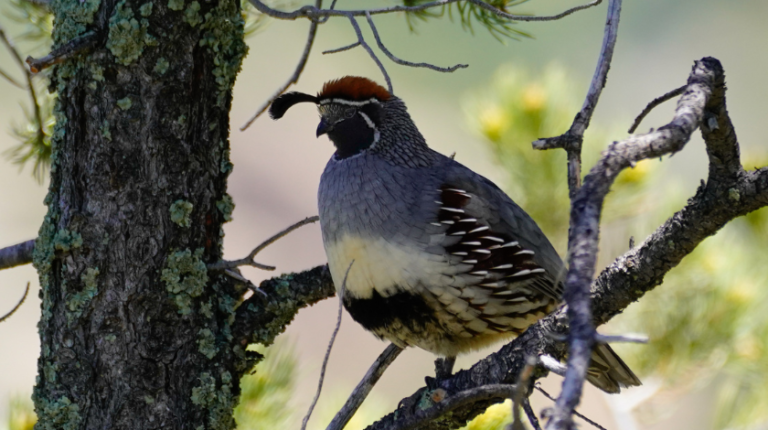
[{"x1": 1, "y1": 0, "x2": 767, "y2": 429}]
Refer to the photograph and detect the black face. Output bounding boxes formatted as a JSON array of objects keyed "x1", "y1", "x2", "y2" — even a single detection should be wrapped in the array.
[{"x1": 317, "y1": 101, "x2": 383, "y2": 160}]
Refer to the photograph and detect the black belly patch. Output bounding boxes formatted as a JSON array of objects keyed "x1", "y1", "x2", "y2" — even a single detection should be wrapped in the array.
[{"x1": 344, "y1": 289, "x2": 437, "y2": 333}]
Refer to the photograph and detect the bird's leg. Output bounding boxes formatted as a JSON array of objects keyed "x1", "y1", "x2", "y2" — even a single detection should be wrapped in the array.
[
  {"x1": 425, "y1": 356, "x2": 457, "y2": 389},
  {"x1": 434, "y1": 356, "x2": 456, "y2": 379}
]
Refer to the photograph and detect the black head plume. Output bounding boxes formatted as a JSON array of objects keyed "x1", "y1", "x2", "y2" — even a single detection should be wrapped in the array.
[{"x1": 269, "y1": 92, "x2": 319, "y2": 119}]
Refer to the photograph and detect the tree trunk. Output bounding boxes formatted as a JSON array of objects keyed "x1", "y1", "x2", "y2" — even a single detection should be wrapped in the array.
[{"x1": 32, "y1": 0, "x2": 249, "y2": 427}]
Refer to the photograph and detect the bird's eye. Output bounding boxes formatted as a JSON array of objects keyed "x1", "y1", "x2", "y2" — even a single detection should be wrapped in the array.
[{"x1": 344, "y1": 108, "x2": 356, "y2": 118}]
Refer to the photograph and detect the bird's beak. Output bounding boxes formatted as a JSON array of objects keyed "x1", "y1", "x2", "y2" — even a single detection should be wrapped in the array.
[{"x1": 316, "y1": 118, "x2": 332, "y2": 137}]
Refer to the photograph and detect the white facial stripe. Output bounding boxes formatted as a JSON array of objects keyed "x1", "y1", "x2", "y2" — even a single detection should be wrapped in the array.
[
  {"x1": 318, "y1": 98, "x2": 380, "y2": 107},
  {"x1": 357, "y1": 111, "x2": 376, "y2": 129}
]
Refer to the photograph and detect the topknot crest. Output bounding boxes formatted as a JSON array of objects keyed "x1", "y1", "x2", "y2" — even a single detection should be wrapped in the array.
[{"x1": 318, "y1": 76, "x2": 391, "y2": 102}]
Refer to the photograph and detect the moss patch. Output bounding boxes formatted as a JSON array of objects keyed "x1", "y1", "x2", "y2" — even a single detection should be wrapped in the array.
[
  {"x1": 161, "y1": 248, "x2": 208, "y2": 315},
  {"x1": 170, "y1": 199, "x2": 193, "y2": 227}
]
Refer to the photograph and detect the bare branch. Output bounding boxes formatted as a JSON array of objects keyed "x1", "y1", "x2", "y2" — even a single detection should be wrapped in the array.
[
  {"x1": 327, "y1": 343, "x2": 404, "y2": 430},
  {"x1": 0, "y1": 66, "x2": 25, "y2": 88},
  {"x1": 628, "y1": 84, "x2": 686, "y2": 133},
  {"x1": 302, "y1": 261, "x2": 353, "y2": 430},
  {"x1": 25, "y1": 31, "x2": 98, "y2": 73},
  {"x1": 546, "y1": 57, "x2": 721, "y2": 430},
  {"x1": 247, "y1": 0, "x2": 602, "y2": 22},
  {"x1": 0, "y1": 282, "x2": 30, "y2": 323},
  {"x1": 346, "y1": 15, "x2": 393, "y2": 94},
  {"x1": 532, "y1": 0, "x2": 622, "y2": 198},
  {"x1": 0, "y1": 239, "x2": 36, "y2": 271},
  {"x1": 365, "y1": 11, "x2": 468, "y2": 73},
  {"x1": 207, "y1": 216, "x2": 319, "y2": 271},
  {"x1": 240, "y1": 0, "x2": 323, "y2": 131}
]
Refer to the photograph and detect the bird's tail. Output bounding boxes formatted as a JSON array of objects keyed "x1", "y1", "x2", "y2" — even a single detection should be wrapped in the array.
[{"x1": 587, "y1": 343, "x2": 642, "y2": 394}]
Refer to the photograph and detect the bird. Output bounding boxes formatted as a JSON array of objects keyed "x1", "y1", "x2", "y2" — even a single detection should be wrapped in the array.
[{"x1": 269, "y1": 76, "x2": 641, "y2": 393}]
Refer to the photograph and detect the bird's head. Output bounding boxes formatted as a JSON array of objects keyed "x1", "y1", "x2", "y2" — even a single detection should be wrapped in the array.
[{"x1": 269, "y1": 76, "x2": 392, "y2": 159}]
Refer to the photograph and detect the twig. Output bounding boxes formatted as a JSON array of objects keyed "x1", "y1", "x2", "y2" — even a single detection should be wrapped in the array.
[
  {"x1": 0, "y1": 66, "x2": 25, "y2": 88},
  {"x1": 0, "y1": 239, "x2": 36, "y2": 271},
  {"x1": 0, "y1": 283, "x2": 30, "y2": 323},
  {"x1": 522, "y1": 399, "x2": 542, "y2": 430},
  {"x1": 326, "y1": 343, "x2": 403, "y2": 430},
  {"x1": 25, "y1": 31, "x2": 98, "y2": 73},
  {"x1": 207, "y1": 216, "x2": 319, "y2": 271},
  {"x1": 511, "y1": 356, "x2": 537, "y2": 430},
  {"x1": 247, "y1": 0, "x2": 602, "y2": 22},
  {"x1": 365, "y1": 11, "x2": 468, "y2": 73},
  {"x1": 346, "y1": 14, "x2": 392, "y2": 94},
  {"x1": 538, "y1": 354, "x2": 566, "y2": 377},
  {"x1": 301, "y1": 261, "x2": 353, "y2": 430},
  {"x1": 532, "y1": 0, "x2": 622, "y2": 198},
  {"x1": 594, "y1": 333, "x2": 648, "y2": 344},
  {"x1": 628, "y1": 84, "x2": 686, "y2": 133},
  {"x1": 240, "y1": 0, "x2": 323, "y2": 131},
  {"x1": 0, "y1": 23, "x2": 44, "y2": 145},
  {"x1": 322, "y1": 41, "x2": 360, "y2": 55},
  {"x1": 536, "y1": 386, "x2": 607, "y2": 430}
]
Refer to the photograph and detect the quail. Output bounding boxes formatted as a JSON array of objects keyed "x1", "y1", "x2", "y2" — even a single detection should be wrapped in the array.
[{"x1": 269, "y1": 76, "x2": 641, "y2": 393}]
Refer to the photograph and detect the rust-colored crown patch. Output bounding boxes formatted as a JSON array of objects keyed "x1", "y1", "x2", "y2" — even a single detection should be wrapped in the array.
[{"x1": 318, "y1": 76, "x2": 391, "y2": 102}]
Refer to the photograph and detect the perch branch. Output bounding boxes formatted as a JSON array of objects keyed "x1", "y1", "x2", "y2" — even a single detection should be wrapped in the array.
[
  {"x1": 327, "y1": 343, "x2": 404, "y2": 430},
  {"x1": 523, "y1": 399, "x2": 542, "y2": 430},
  {"x1": 0, "y1": 239, "x2": 36, "y2": 271},
  {"x1": 511, "y1": 356, "x2": 537, "y2": 430},
  {"x1": 535, "y1": 386, "x2": 607, "y2": 430},
  {"x1": 240, "y1": 0, "x2": 323, "y2": 131},
  {"x1": 532, "y1": 0, "x2": 622, "y2": 198},
  {"x1": 628, "y1": 84, "x2": 686, "y2": 133},
  {"x1": 361, "y1": 57, "x2": 768, "y2": 430},
  {"x1": 207, "y1": 216, "x2": 319, "y2": 271}
]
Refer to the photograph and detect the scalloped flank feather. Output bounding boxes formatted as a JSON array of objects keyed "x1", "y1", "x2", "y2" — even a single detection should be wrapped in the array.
[{"x1": 319, "y1": 76, "x2": 391, "y2": 102}]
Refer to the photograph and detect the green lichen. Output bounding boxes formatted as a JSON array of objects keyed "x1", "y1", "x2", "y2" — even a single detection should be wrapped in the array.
[
  {"x1": 101, "y1": 120, "x2": 112, "y2": 141},
  {"x1": 220, "y1": 148, "x2": 233, "y2": 174},
  {"x1": 184, "y1": 1, "x2": 202, "y2": 27},
  {"x1": 107, "y1": 0, "x2": 149, "y2": 65},
  {"x1": 106, "y1": 334, "x2": 117, "y2": 342},
  {"x1": 177, "y1": 114, "x2": 187, "y2": 125},
  {"x1": 90, "y1": 64, "x2": 104, "y2": 82},
  {"x1": 35, "y1": 396, "x2": 81, "y2": 430},
  {"x1": 154, "y1": 57, "x2": 169, "y2": 75},
  {"x1": 198, "y1": 0, "x2": 248, "y2": 106},
  {"x1": 43, "y1": 362, "x2": 58, "y2": 383},
  {"x1": 168, "y1": 0, "x2": 184, "y2": 11},
  {"x1": 67, "y1": 267, "x2": 100, "y2": 320},
  {"x1": 50, "y1": 0, "x2": 100, "y2": 47},
  {"x1": 53, "y1": 229, "x2": 83, "y2": 253},
  {"x1": 161, "y1": 248, "x2": 208, "y2": 315},
  {"x1": 144, "y1": 395, "x2": 154, "y2": 404},
  {"x1": 197, "y1": 328, "x2": 218, "y2": 359},
  {"x1": 191, "y1": 372, "x2": 216, "y2": 406},
  {"x1": 216, "y1": 194, "x2": 234, "y2": 222},
  {"x1": 170, "y1": 200, "x2": 193, "y2": 227},
  {"x1": 117, "y1": 97, "x2": 132, "y2": 110},
  {"x1": 139, "y1": 2, "x2": 153, "y2": 17},
  {"x1": 200, "y1": 300, "x2": 213, "y2": 318}
]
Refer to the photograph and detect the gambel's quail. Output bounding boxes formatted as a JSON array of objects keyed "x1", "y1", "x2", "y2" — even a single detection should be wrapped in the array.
[{"x1": 269, "y1": 76, "x2": 641, "y2": 393}]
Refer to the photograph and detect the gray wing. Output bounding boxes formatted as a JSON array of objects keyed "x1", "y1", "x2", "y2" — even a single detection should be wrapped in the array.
[{"x1": 434, "y1": 159, "x2": 566, "y2": 302}]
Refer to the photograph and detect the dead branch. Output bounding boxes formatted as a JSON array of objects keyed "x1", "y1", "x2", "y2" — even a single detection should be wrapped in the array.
[
  {"x1": 0, "y1": 239, "x2": 36, "y2": 271},
  {"x1": 0, "y1": 282, "x2": 30, "y2": 323},
  {"x1": 628, "y1": 84, "x2": 686, "y2": 133}
]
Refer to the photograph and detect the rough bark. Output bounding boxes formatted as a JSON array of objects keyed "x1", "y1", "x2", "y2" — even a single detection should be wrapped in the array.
[{"x1": 31, "y1": 0, "x2": 249, "y2": 428}]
